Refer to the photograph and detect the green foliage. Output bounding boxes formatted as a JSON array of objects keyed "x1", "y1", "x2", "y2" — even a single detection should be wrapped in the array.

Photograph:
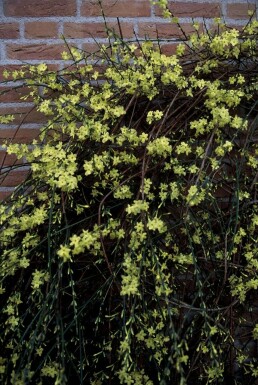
[{"x1": 0, "y1": 4, "x2": 258, "y2": 384}]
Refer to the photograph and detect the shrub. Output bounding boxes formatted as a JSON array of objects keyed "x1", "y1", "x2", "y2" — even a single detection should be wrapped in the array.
[{"x1": 0, "y1": 2, "x2": 258, "y2": 384}]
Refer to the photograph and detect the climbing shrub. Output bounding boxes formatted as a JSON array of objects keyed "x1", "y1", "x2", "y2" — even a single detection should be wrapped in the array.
[{"x1": 0, "y1": 2, "x2": 258, "y2": 384}]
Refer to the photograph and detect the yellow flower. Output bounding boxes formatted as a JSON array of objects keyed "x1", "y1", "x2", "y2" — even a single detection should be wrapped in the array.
[
  {"x1": 147, "y1": 217, "x2": 167, "y2": 233},
  {"x1": 57, "y1": 245, "x2": 72, "y2": 262}
]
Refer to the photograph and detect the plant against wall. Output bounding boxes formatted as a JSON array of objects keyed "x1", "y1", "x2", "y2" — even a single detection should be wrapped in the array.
[{"x1": 0, "y1": 1, "x2": 258, "y2": 384}]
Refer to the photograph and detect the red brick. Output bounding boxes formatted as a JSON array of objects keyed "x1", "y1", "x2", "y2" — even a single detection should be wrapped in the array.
[
  {"x1": 0, "y1": 86, "x2": 33, "y2": 103},
  {"x1": 64, "y1": 21, "x2": 134, "y2": 39},
  {"x1": 42, "y1": 64, "x2": 60, "y2": 72},
  {"x1": 81, "y1": 0, "x2": 151, "y2": 17},
  {"x1": 0, "y1": 169, "x2": 30, "y2": 187},
  {"x1": 138, "y1": 22, "x2": 198, "y2": 39},
  {"x1": 213, "y1": 185, "x2": 232, "y2": 199},
  {"x1": 0, "y1": 190, "x2": 15, "y2": 201},
  {"x1": 0, "y1": 128, "x2": 40, "y2": 144},
  {"x1": 155, "y1": 2, "x2": 221, "y2": 18},
  {"x1": 81, "y1": 43, "x2": 117, "y2": 62},
  {"x1": 82, "y1": 42, "x2": 109, "y2": 55},
  {"x1": 0, "y1": 152, "x2": 22, "y2": 167},
  {"x1": 224, "y1": 24, "x2": 244, "y2": 32},
  {"x1": 25, "y1": 22, "x2": 59, "y2": 39},
  {"x1": 227, "y1": 3, "x2": 256, "y2": 19},
  {"x1": 6, "y1": 43, "x2": 68, "y2": 61},
  {"x1": 160, "y1": 43, "x2": 179, "y2": 56},
  {"x1": 0, "y1": 106, "x2": 47, "y2": 125},
  {"x1": 4, "y1": 0, "x2": 76, "y2": 17},
  {"x1": 0, "y1": 23, "x2": 19, "y2": 39}
]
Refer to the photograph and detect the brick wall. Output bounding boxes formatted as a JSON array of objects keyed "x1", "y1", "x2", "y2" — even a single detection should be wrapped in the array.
[{"x1": 0, "y1": 0, "x2": 257, "y2": 199}]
